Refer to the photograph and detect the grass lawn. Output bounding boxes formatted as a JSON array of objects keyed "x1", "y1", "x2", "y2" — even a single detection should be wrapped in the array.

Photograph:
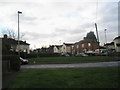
[
  {"x1": 9, "y1": 67, "x2": 119, "y2": 88},
  {"x1": 28, "y1": 56, "x2": 115, "y2": 64}
]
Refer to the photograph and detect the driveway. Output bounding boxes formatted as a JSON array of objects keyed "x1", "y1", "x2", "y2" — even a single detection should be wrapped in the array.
[{"x1": 21, "y1": 61, "x2": 120, "y2": 69}]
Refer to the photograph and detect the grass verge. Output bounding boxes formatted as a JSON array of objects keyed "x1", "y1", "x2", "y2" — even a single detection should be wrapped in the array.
[
  {"x1": 28, "y1": 56, "x2": 115, "y2": 64},
  {"x1": 9, "y1": 67, "x2": 119, "y2": 88}
]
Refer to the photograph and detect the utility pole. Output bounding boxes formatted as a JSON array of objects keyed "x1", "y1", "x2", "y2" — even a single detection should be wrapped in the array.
[
  {"x1": 18, "y1": 11, "x2": 22, "y2": 57},
  {"x1": 104, "y1": 29, "x2": 107, "y2": 44},
  {"x1": 95, "y1": 23, "x2": 99, "y2": 43},
  {"x1": 95, "y1": 23, "x2": 100, "y2": 53}
]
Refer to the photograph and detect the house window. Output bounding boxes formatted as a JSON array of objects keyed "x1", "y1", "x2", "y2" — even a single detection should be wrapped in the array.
[
  {"x1": 72, "y1": 45, "x2": 74, "y2": 49},
  {"x1": 77, "y1": 45, "x2": 79, "y2": 49},
  {"x1": 82, "y1": 44, "x2": 84, "y2": 48},
  {"x1": 88, "y1": 43, "x2": 91, "y2": 47}
]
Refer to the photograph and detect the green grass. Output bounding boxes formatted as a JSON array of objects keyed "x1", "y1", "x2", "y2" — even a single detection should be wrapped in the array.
[
  {"x1": 9, "y1": 67, "x2": 119, "y2": 88},
  {"x1": 28, "y1": 56, "x2": 114, "y2": 63}
]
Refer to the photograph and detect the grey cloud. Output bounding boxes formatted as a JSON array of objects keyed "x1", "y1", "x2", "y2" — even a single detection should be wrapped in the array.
[
  {"x1": 97, "y1": 2, "x2": 118, "y2": 42},
  {"x1": 55, "y1": 23, "x2": 94, "y2": 35},
  {"x1": 53, "y1": 1, "x2": 72, "y2": 8},
  {"x1": 24, "y1": 29, "x2": 86, "y2": 43},
  {"x1": 10, "y1": 12, "x2": 37, "y2": 25},
  {"x1": 23, "y1": 31, "x2": 59, "y2": 41},
  {"x1": 99, "y1": 2, "x2": 118, "y2": 23},
  {"x1": 21, "y1": 15, "x2": 37, "y2": 22}
]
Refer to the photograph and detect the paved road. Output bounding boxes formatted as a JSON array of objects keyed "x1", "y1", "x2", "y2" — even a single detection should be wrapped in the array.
[{"x1": 21, "y1": 61, "x2": 120, "y2": 69}]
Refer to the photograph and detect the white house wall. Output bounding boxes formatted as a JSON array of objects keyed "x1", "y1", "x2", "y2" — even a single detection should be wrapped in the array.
[
  {"x1": 16, "y1": 45, "x2": 30, "y2": 54},
  {"x1": 61, "y1": 44, "x2": 71, "y2": 53},
  {"x1": 54, "y1": 46, "x2": 59, "y2": 53},
  {"x1": 114, "y1": 38, "x2": 120, "y2": 52},
  {"x1": 61, "y1": 44, "x2": 66, "y2": 53},
  {"x1": 66, "y1": 47, "x2": 71, "y2": 53}
]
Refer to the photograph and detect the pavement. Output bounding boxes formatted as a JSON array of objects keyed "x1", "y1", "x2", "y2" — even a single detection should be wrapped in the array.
[{"x1": 21, "y1": 61, "x2": 120, "y2": 69}]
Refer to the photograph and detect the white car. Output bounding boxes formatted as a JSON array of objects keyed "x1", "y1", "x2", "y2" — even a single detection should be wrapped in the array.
[{"x1": 20, "y1": 57, "x2": 29, "y2": 65}]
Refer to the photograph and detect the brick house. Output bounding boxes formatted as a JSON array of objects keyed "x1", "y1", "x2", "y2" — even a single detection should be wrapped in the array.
[{"x1": 72, "y1": 31, "x2": 99, "y2": 55}]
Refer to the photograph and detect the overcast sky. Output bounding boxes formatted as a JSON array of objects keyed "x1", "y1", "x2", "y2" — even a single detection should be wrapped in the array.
[{"x1": 0, "y1": 0, "x2": 119, "y2": 49}]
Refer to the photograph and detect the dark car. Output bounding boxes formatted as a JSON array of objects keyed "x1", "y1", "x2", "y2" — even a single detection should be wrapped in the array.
[
  {"x1": 76, "y1": 53, "x2": 88, "y2": 57},
  {"x1": 20, "y1": 57, "x2": 29, "y2": 65},
  {"x1": 61, "y1": 53, "x2": 70, "y2": 56}
]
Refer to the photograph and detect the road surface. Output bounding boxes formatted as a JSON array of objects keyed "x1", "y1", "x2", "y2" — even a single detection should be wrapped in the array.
[{"x1": 21, "y1": 61, "x2": 120, "y2": 69}]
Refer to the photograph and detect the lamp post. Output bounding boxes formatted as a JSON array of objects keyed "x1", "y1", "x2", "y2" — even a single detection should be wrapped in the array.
[{"x1": 18, "y1": 11, "x2": 22, "y2": 57}]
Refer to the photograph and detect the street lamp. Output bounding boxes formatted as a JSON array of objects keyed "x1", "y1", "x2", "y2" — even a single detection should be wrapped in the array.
[{"x1": 18, "y1": 11, "x2": 22, "y2": 57}]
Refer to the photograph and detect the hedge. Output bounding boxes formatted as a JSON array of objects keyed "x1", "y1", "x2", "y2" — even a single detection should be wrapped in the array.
[
  {"x1": 2, "y1": 55, "x2": 20, "y2": 71},
  {"x1": 21, "y1": 53, "x2": 61, "y2": 58}
]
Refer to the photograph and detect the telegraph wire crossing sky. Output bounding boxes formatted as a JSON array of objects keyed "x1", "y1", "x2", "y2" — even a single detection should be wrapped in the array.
[{"x1": 0, "y1": 0, "x2": 119, "y2": 49}]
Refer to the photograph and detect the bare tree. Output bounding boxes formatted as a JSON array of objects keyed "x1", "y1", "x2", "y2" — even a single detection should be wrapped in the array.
[{"x1": 1, "y1": 27, "x2": 25, "y2": 40}]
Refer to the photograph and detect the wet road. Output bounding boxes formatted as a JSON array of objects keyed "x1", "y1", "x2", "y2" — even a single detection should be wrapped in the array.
[{"x1": 21, "y1": 61, "x2": 120, "y2": 69}]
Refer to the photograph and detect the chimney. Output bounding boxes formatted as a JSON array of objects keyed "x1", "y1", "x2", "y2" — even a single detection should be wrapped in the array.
[{"x1": 4, "y1": 34, "x2": 7, "y2": 39}]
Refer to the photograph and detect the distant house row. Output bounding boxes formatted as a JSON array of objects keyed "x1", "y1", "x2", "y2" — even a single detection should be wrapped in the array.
[
  {"x1": 44, "y1": 31, "x2": 120, "y2": 54},
  {"x1": 2, "y1": 31, "x2": 119, "y2": 55},
  {"x1": 47, "y1": 31, "x2": 99, "y2": 55},
  {"x1": 1, "y1": 34, "x2": 30, "y2": 54}
]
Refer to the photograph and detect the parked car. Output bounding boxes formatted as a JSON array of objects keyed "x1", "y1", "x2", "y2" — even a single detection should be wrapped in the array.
[
  {"x1": 76, "y1": 53, "x2": 88, "y2": 57},
  {"x1": 20, "y1": 57, "x2": 29, "y2": 65},
  {"x1": 61, "y1": 53, "x2": 70, "y2": 56}
]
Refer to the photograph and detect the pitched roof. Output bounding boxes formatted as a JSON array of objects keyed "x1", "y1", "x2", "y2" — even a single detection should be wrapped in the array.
[
  {"x1": 55, "y1": 45, "x2": 62, "y2": 48},
  {"x1": 63, "y1": 43, "x2": 74, "y2": 46},
  {"x1": 2, "y1": 36, "x2": 30, "y2": 45},
  {"x1": 49, "y1": 45, "x2": 62, "y2": 49},
  {"x1": 18, "y1": 40, "x2": 30, "y2": 45},
  {"x1": 79, "y1": 39, "x2": 98, "y2": 43},
  {"x1": 114, "y1": 36, "x2": 120, "y2": 40},
  {"x1": 105, "y1": 42, "x2": 114, "y2": 46}
]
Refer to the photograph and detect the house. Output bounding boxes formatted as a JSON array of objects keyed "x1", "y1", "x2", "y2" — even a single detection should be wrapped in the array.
[
  {"x1": 40, "y1": 47, "x2": 49, "y2": 53},
  {"x1": 16, "y1": 40, "x2": 30, "y2": 54},
  {"x1": 49, "y1": 45, "x2": 62, "y2": 53},
  {"x1": 54, "y1": 45, "x2": 62, "y2": 53},
  {"x1": 61, "y1": 43, "x2": 74, "y2": 54},
  {"x1": 104, "y1": 42, "x2": 115, "y2": 51},
  {"x1": 105, "y1": 36, "x2": 120, "y2": 53},
  {"x1": 72, "y1": 31, "x2": 99, "y2": 55},
  {"x1": 113, "y1": 36, "x2": 120, "y2": 52},
  {"x1": 1, "y1": 34, "x2": 30, "y2": 54}
]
